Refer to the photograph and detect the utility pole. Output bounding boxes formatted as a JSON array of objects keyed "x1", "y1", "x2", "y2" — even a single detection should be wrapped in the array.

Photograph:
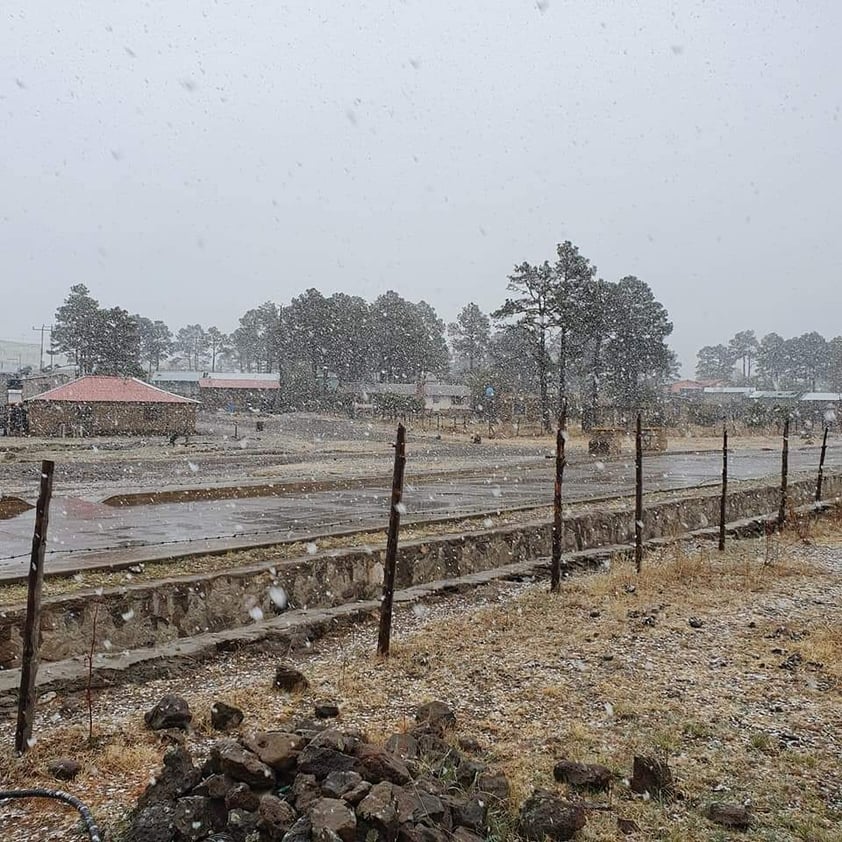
[{"x1": 31, "y1": 325, "x2": 53, "y2": 372}]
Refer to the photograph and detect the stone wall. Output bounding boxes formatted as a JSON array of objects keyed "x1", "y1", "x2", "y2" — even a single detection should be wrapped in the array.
[
  {"x1": 26, "y1": 400, "x2": 198, "y2": 436},
  {"x1": 0, "y1": 472, "x2": 838, "y2": 667}
]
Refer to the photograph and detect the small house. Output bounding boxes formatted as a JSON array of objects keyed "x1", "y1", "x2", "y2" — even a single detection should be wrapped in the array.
[{"x1": 26, "y1": 376, "x2": 198, "y2": 437}]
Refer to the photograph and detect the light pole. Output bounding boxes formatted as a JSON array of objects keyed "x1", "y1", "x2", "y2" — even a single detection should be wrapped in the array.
[{"x1": 31, "y1": 325, "x2": 53, "y2": 372}]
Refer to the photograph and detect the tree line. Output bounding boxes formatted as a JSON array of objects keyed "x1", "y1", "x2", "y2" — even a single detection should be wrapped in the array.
[
  {"x1": 48, "y1": 240, "x2": 677, "y2": 427},
  {"x1": 696, "y1": 330, "x2": 842, "y2": 392}
]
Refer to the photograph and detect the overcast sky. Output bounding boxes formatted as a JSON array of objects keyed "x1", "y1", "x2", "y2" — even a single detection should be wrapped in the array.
[{"x1": 2, "y1": 0, "x2": 840, "y2": 374}]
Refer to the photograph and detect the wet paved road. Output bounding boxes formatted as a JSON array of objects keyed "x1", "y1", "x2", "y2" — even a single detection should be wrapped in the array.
[{"x1": 0, "y1": 445, "x2": 838, "y2": 580}]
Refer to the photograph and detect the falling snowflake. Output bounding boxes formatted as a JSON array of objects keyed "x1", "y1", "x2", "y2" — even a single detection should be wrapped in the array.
[
  {"x1": 269, "y1": 586, "x2": 288, "y2": 610},
  {"x1": 249, "y1": 605, "x2": 264, "y2": 622}
]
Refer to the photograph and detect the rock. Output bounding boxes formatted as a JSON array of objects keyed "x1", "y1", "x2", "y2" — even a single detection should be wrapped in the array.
[
  {"x1": 705, "y1": 803, "x2": 752, "y2": 829},
  {"x1": 227, "y1": 808, "x2": 261, "y2": 842},
  {"x1": 211, "y1": 701, "x2": 244, "y2": 731},
  {"x1": 414, "y1": 701, "x2": 456, "y2": 735},
  {"x1": 455, "y1": 759, "x2": 486, "y2": 788},
  {"x1": 395, "y1": 789, "x2": 448, "y2": 827},
  {"x1": 451, "y1": 829, "x2": 484, "y2": 842},
  {"x1": 630, "y1": 756, "x2": 674, "y2": 800},
  {"x1": 292, "y1": 773, "x2": 323, "y2": 813},
  {"x1": 309, "y1": 797, "x2": 357, "y2": 842},
  {"x1": 274, "y1": 665, "x2": 309, "y2": 693},
  {"x1": 385, "y1": 733, "x2": 419, "y2": 761},
  {"x1": 139, "y1": 745, "x2": 200, "y2": 808},
  {"x1": 617, "y1": 817, "x2": 640, "y2": 835},
  {"x1": 476, "y1": 771, "x2": 510, "y2": 804},
  {"x1": 125, "y1": 803, "x2": 176, "y2": 842},
  {"x1": 415, "y1": 732, "x2": 460, "y2": 768},
  {"x1": 145, "y1": 694, "x2": 193, "y2": 730},
  {"x1": 245, "y1": 731, "x2": 307, "y2": 774},
  {"x1": 315, "y1": 700, "x2": 340, "y2": 719},
  {"x1": 309, "y1": 728, "x2": 362, "y2": 754},
  {"x1": 173, "y1": 796, "x2": 216, "y2": 841},
  {"x1": 552, "y1": 759, "x2": 612, "y2": 791},
  {"x1": 451, "y1": 795, "x2": 487, "y2": 832},
  {"x1": 282, "y1": 816, "x2": 312, "y2": 842},
  {"x1": 195, "y1": 773, "x2": 236, "y2": 800},
  {"x1": 688, "y1": 617, "x2": 704, "y2": 629},
  {"x1": 397, "y1": 824, "x2": 450, "y2": 842},
  {"x1": 48, "y1": 757, "x2": 81, "y2": 781},
  {"x1": 355, "y1": 743, "x2": 412, "y2": 785},
  {"x1": 321, "y1": 770, "x2": 364, "y2": 799},
  {"x1": 225, "y1": 782, "x2": 260, "y2": 812},
  {"x1": 259, "y1": 794, "x2": 298, "y2": 841},
  {"x1": 356, "y1": 781, "x2": 399, "y2": 840},
  {"x1": 217, "y1": 742, "x2": 277, "y2": 788},
  {"x1": 298, "y1": 745, "x2": 357, "y2": 779},
  {"x1": 518, "y1": 790, "x2": 587, "y2": 841}
]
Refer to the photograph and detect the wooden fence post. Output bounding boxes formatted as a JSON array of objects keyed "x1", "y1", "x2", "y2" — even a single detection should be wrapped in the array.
[
  {"x1": 635, "y1": 414, "x2": 643, "y2": 573},
  {"x1": 550, "y1": 414, "x2": 567, "y2": 593},
  {"x1": 719, "y1": 424, "x2": 728, "y2": 552},
  {"x1": 778, "y1": 416, "x2": 790, "y2": 527},
  {"x1": 816, "y1": 426, "x2": 829, "y2": 502},
  {"x1": 15, "y1": 459, "x2": 55, "y2": 754},
  {"x1": 377, "y1": 424, "x2": 407, "y2": 657}
]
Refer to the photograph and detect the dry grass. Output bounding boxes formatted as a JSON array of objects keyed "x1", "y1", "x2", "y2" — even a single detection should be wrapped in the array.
[{"x1": 0, "y1": 526, "x2": 840, "y2": 841}]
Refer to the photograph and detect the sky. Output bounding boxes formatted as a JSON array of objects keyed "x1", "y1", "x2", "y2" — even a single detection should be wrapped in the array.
[{"x1": 1, "y1": 0, "x2": 840, "y2": 375}]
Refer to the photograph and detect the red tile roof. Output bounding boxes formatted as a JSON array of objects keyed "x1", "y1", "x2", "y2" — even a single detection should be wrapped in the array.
[
  {"x1": 198, "y1": 378, "x2": 280, "y2": 390},
  {"x1": 28, "y1": 376, "x2": 197, "y2": 404}
]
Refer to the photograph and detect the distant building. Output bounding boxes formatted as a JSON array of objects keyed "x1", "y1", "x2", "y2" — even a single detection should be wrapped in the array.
[
  {"x1": 26, "y1": 376, "x2": 198, "y2": 437},
  {"x1": 668, "y1": 379, "x2": 722, "y2": 396},
  {"x1": 151, "y1": 370, "x2": 281, "y2": 410},
  {"x1": 197, "y1": 374, "x2": 281, "y2": 411},
  {"x1": 345, "y1": 381, "x2": 471, "y2": 412}
]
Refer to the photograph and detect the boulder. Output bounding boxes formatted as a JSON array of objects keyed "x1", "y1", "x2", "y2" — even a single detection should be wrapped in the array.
[
  {"x1": 384, "y1": 733, "x2": 419, "y2": 761},
  {"x1": 292, "y1": 773, "x2": 323, "y2": 813},
  {"x1": 519, "y1": 790, "x2": 586, "y2": 841},
  {"x1": 355, "y1": 743, "x2": 412, "y2": 785},
  {"x1": 451, "y1": 795, "x2": 487, "y2": 832},
  {"x1": 211, "y1": 701, "x2": 244, "y2": 732},
  {"x1": 217, "y1": 742, "x2": 276, "y2": 788},
  {"x1": 225, "y1": 782, "x2": 260, "y2": 813},
  {"x1": 125, "y1": 804, "x2": 176, "y2": 842},
  {"x1": 282, "y1": 816, "x2": 312, "y2": 842},
  {"x1": 173, "y1": 796, "x2": 216, "y2": 841},
  {"x1": 395, "y1": 788, "x2": 448, "y2": 827},
  {"x1": 476, "y1": 771, "x2": 510, "y2": 804},
  {"x1": 309, "y1": 797, "x2": 357, "y2": 842},
  {"x1": 705, "y1": 803, "x2": 752, "y2": 829},
  {"x1": 356, "y1": 781, "x2": 399, "y2": 841},
  {"x1": 139, "y1": 745, "x2": 200, "y2": 808},
  {"x1": 227, "y1": 808, "x2": 261, "y2": 842},
  {"x1": 145, "y1": 694, "x2": 193, "y2": 730},
  {"x1": 321, "y1": 770, "x2": 364, "y2": 799},
  {"x1": 630, "y1": 756, "x2": 674, "y2": 800},
  {"x1": 244, "y1": 731, "x2": 307, "y2": 774},
  {"x1": 298, "y1": 745, "x2": 357, "y2": 779},
  {"x1": 259, "y1": 794, "x2": 298, "y2": 841},
  {"x1": 274, "y1": 665, "x2": 310, "y2": 693},
  {"x1": 552, "y1": 760, "x2": 612, "y2": 791},
  {"x1": 414, "y1": 701, "x2": 456, "y2": 735},
  {"x1": 315, "y1": 700, "x2": 340, "y2": 719}
]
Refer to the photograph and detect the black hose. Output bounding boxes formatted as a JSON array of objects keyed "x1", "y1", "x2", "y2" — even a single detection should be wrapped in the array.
[{"x1": 0, "y1": 789, "x2": 102, "y2": 842}]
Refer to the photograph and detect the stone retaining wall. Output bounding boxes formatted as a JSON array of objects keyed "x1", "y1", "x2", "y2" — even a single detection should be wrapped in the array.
[{"x1": 0, "y1": 473, "x2": 838, "y2": 668}]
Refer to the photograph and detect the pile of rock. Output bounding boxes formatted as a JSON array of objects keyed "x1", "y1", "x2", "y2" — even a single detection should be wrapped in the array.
[{"x1": 125, "y1": 698, "x2": 511, "y2": 842}]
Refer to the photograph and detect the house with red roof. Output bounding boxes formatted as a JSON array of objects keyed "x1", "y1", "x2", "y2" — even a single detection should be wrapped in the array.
[{"x1": 26, "y1": 376, "x2": 198, "y2": 437}]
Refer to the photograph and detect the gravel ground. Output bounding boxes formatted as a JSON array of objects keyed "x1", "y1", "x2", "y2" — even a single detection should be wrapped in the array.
[{"x1": 1, "y1": 527, "x2": 839, "y2": 841}]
